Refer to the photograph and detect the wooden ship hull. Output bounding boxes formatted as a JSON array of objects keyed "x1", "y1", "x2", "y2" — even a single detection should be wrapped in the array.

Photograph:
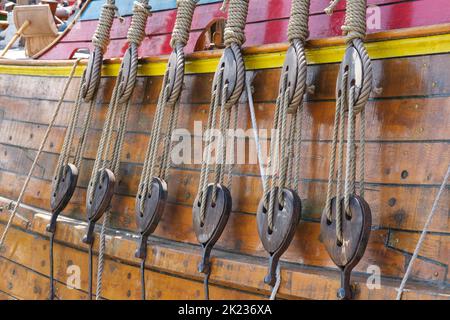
[{"x1": 0, "y1": 0, "x2": 448, "y2": 300}]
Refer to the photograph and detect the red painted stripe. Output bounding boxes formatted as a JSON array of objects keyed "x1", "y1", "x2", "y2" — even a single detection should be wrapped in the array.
[
  {"x1": 62, "y1": 0, "x2": 410, "y2": 42},
  {"x1": 40, "y1": 0, "x2": 450, "y2": 60}
]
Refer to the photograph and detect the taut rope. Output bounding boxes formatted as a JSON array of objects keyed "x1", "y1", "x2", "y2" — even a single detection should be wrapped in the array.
[
  {"x1": 82, "y1": 0, "x2": 150, "y2": 300},
  {"x1": 194, "y1": 0, "x2": 249, "y2": 300},
  {"x1": 396, "y1": 164, "x2": 450, "y2": 300},
  {"x1": 136, "y1": 0, "x2": 198, "y2": 300}
]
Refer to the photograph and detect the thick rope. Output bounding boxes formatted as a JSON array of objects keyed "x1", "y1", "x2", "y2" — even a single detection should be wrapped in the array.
[
  {"x1": 92, "y1": 0, "x2": 118, "y2": 53},
  {"x1": 84, "y1": 0, "x2": 119, "y2": 101},
  {"x1": 396, "y1": 164, "x2": 450, "y2": 300},
  {"x1": 223, "y1": 0, "x2": 249, "y2": 47},
  {"x1": 170, "y1": 0, "x2": 198, "y2": 48},
  {"x1": 127, "y1": 0, "x2": 151, "y2": 45},
  {"x1": 0, "y1": 59, "x2": 81, "y2": 249},
  {"x1": 288, "y1": 0, "x2": 310, "y2": 42},
  {"x1": 325, "y1": 0, "x2": 367, "y2": 43}
]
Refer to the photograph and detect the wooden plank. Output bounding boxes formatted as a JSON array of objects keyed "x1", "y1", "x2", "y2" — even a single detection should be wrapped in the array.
[
  {"x1": 0, "y1": 142, "x2": 449, "y2": 233},
  {"x1": 0, "y1": 210, "x2": 447, "y2": 300},
  {"x1": 1, "y1": 117, "x2": 448, "y2": 185},
  {"x1": 388, "y1": 230, "x2": 449, "y2": 266},
  {"x1": 4, "y1": 53, "x2": 450, "y2": 102},
  {"x1": 0, "y1": 256, "x2": 86, "y2": 300},
  {"x1": 2, "y1": 95, "x2": 450, "y2": 142},
  {"x1": 0, "y1": 169, "x2": 448, "y2": 283},
  {"x1": 0, "y1": 224, "x2": 262, "y2": 300}
]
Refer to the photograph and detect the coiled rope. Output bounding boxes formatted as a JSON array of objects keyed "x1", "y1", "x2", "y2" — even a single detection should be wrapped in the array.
[
  {"x1": 86, "y1": 0, "x2": 150, "y2": 300},
  {"x1": 323, "y1": 0, "x2": 372, "y2": 244},
  {"x1": 136, "y1": 0, "x2": 198, "y2": 300},
  {"x1": 195, "y1": 0, "x2": 249, "y2": 300}
]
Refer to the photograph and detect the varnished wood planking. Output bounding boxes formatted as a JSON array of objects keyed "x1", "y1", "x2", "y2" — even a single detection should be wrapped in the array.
[
  {"x1": 0, "y1": 224, "x2": 262, "y2": 300},
  {"x1": 0, "y1": 145, "x2": 449, "y2": 233},
  {"x1": 1, "y1": 121, "x2": 448, "y2": 187},
  {"x1": 0, "y1": 169, "x2": 448, "y2": 284},
  {"x1": 1, "y1": 54, "x2": 450, "y2": 103},
  {"x1": 0, "y1": 49, "x2": 449, "y2": 299},
  {"x1": 1, "y1": 140, "x2": 449, "y2": 224},
  {"x1": 0, "y1": 210, "x2": 447, "y2": 300},
  {"x1": 0, "y1": 256, "x2": 86, "y2": 300},
  {"x1": 388, "y1": 230, "x2": 449, "y2": 266},
  {"x1": 1, "y1": 95, "x2": 450, "y2": 142}
]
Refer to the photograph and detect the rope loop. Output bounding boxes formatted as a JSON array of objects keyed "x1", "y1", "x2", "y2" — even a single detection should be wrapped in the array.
[
  {"x1": 170, "y1": 0, "x2": 198, "y2": 48},
  {"x1": 127, "y1": 0, "x2": 151, "y2": 45}
]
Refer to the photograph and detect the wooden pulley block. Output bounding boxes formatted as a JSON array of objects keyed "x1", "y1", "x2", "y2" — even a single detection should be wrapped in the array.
[
  {"x1": 213, "y1": 47, "x2": 237, "y2": 106},
  {"x1": 192, "y1": 183, "x2": 232, "y2": 273},
  {"x1": 320, "y1": 195, "x2": 372, "y2": 299},
  {"x1": 164, "y1": 46, "x2": 183, "y2": 104},
  {"x1": 47, "y1": 163, "x2": 78, "y2": 233},
  {"x1": 336, "y1": 45, "x2": 365, "y2": 106},
  {"x1": 257, "y1": 187, "x2": 301, "y2": 286},
  {"x1": 279, "y1": 44, "x2": 298, "y2": 108},
  {"x1": 81, "y1": 46, "x2": 103, "y2": 102},
  {"x1": 83, "y1": 168, "x2": 115, "y2": 244},
  {"x1": 134, "y1": 177, "x2": 168, "y2": 259},
  {"x1": 117, "y1": 44, "x2": 138, "y2": 104}
]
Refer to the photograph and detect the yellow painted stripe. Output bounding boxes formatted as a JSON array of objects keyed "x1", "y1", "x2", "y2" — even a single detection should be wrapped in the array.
[{"x1": 1, "y1": 33, "x2": 450, "y2": 77}]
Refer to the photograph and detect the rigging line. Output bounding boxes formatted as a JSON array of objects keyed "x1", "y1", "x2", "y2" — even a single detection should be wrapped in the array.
[
  {"x1": 245, "y1": 73, "x2": 267, "y2": 192},
  {"x1": 396, "y1": 163, "x2": 450, "y2": 300},
  {"x1": 0, "y1": 58, "x2": 81, "y2": 249}
]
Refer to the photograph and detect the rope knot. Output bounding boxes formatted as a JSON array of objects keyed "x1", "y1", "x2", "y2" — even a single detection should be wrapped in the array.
[{"x1": 127, "y1": 0, "x2": 152, "y2": 45}]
